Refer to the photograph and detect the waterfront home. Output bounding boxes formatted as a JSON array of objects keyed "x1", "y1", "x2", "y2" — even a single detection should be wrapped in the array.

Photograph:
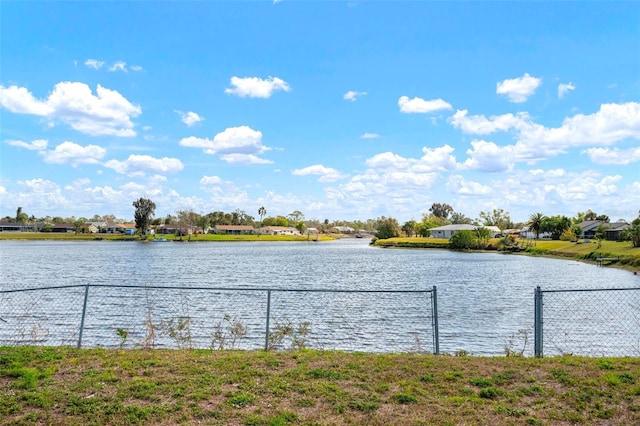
[
  {"x1": 213, "y1": 225, "x2": 255, "y2": 235},
  {"x1": 258, "y1": 226, "x2": 301, "y2": 236},
  {"x1": 428, "y1": 224, "x2": 502, "y2": 239}
]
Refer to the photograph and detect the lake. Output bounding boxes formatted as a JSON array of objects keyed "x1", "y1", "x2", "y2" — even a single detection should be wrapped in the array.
[{"x1": 1, "y1": 238, "x2": 638, "y2": 356}]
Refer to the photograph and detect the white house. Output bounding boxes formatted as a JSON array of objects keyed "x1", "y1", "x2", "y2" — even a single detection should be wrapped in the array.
[
  {"x1": 429, "y1": 224, "x2": 503, "y2": 239},
  {"x1": 258, "y1": 226, "x2": 301, "y2": 236}
]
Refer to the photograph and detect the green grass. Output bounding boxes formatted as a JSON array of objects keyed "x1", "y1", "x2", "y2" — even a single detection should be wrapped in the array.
[
  {"x1": 1, "y1": 347, "x2": 639, "y2": 425},
  {"x1": 374, "y1": 237, "x2": 640, "y2": 270}
]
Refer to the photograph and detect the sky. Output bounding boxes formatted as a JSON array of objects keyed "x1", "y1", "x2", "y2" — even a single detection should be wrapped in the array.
[{"x1": 1, "y1": 1, "x2": 639, "y2": 224}]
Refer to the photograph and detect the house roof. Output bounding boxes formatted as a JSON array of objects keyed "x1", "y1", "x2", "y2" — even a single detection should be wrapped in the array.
[
  {"x1": 215, "y1": 225, "x2": 255, "y2": 230},
  {"x1": 577, "y1": 220, "x2": 602, "y2": 231},
  {"x1": 429, "y1": 224, "x2": 477, "y2": 232}
]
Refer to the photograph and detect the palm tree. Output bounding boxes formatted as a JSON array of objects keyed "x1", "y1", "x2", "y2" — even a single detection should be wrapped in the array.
[
  {"x1": 527, "y1": 212, "x2": 546, "y2": 244},
  {"x1": 258, "y1": 206, "x2": 266, "y2": 237}
]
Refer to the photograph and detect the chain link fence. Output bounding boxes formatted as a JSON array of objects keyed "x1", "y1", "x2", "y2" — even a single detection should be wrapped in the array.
[
  {"x1": 0, "y1": 284, "x2": 439, "y2": 354},
  {"x1": 534, "y1": 286, "x2": 640, "y2": 357}
]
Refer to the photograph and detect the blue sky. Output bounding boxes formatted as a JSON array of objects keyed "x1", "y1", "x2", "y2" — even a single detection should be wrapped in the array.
[{"x1": 1, "y1": 1, "x2": 639, "y2": 223}]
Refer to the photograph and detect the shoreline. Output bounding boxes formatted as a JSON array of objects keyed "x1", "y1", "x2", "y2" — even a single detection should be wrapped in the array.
[{"x1": 372, "y1": 237, "x2": 640, "y2": 273}]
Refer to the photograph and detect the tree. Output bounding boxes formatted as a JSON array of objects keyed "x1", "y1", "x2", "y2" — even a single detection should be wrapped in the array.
[
  {"x1": 416, "y1": 221, "x2": 437, "y2": 237},
  {"x1": 475, "y1": 227, "x2": 491, "y2": 248},
  {"x1": 450, "y1": 212, "x2": 472, "y2": 224},
  {"x1": 596, "y1": 214, "x2": 610, "y2": 223},
  {"x1": 287, "y1": 210, "x2": 304, "y2": 224},
  {"x1": 449, "y1": 230, "x2": 477, "y2": 249},
  {"x1": 540, "y1": 215, "x2": 572, "y2": 240},
  {"x1": 621, "y1": 224, "x2": 640, "y2": 247},
  {"x1": 429, "y1": 203, "x2": 453, "y2": 220},
  {"x1": 374, "y1": 217, "x2": 400, "y2": 239},
  {"x1": 401, "y1": 220, "x2": 417, "y2": 237},
  {"x1": 133, "y1": 197, "x2": 156, "y2": 237},
  {"x1": 478, "y1": 209, "x2": 513, "y2": 231},
  {"x1": 15, "y1": 207, "x2": 28, "y2": 230},
  {"x1": 527, "y1": 212, "x2": 547, "y2": 240}
]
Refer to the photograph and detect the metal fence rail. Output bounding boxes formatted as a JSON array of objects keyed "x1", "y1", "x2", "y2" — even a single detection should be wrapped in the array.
[
  {"x1": 0, "y1": 284, "x2": 439, "y2": 354},
  {"x1": 534, "y1": 286, "x2": 640, "y2": 357}
]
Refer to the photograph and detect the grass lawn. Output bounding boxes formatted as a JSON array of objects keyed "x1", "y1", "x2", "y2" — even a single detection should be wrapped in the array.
[
  {"x1": 373, "y1": 237, "x2": 640, "y2": 270},
  {"x1": 1, "y1": 347, "x2": 639, "y2": 425}
]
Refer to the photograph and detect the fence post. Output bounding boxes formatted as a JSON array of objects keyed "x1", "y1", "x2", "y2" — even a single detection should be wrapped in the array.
[
  {"x1": 264, "y1": 290, "x2": 271, "y2": 351},
  {"x1": 431, "y1": 286, "x2": 440, "y2": 355},
  {"x1": 534, "y1": 286, "x2": 543, "y2": 357},
  {"x1": 77, "y1": 283, "x2": 90, "y2": 349}
]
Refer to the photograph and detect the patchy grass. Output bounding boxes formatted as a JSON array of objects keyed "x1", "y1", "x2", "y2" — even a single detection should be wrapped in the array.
[{"x1": 1, "y1": 347, "x2": 639, "y2": 425}]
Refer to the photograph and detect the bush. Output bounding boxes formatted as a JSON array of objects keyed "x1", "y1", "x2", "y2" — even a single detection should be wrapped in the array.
[{"x1": 449, "y1": 230, "x2": 477, "y2": 249}]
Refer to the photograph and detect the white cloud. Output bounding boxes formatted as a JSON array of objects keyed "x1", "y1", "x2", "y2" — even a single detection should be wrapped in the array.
[
  {"x1": 0, "y1": 85, "x2": 54, "y2": 116},
  {"x1": 365, "y1": 152, "x2": 413, "y2": 169},
  {"x1": 463, "y1": 140, "x2": 513, "y2": 172},
  {"x1": 416, "y1": 145, "x2": 459, "y2": 172},
  {"x1": 449, "y1": 102, "x2": 640, "y2": 166},
  {"x1": 496, "y1": 73, "x2": 542, "y2": 103},
  {"x1": 446, "y1": 175, "x2": 492, "y2": 195},
  {"x1": 6, "y1": 139, "x2": 48, "y2": 151},
  {"x1": 0, "y1": 82, "x2": 141, "y2": 136},
  {"x1": 130, "y1": 65, "x2": 144, "y2": 72},
  {"x1": 42, "y1": 141, "x2": 106, "y2": 166},
  {"x1": 225, "y1": 76, "x2": 291, "y2": 98},
  {"x1": 175, "y1": 110, "x2": 204, "y2": 127},
  {"x1": 582, "y1": 147, "x2": 640, "y2": 165},
  {"x1": 344, "y1": 90, "x2": 367, "y2": 102},
  {"x1": 558, "y1": 82, "x2": 576, "y2": 99},
  {"x1": 292, "y1": 164, "x2": 348, "y2": 182},
  {"x1": 200, "y1": 175, "x2": 223, "y2": 185},
  {"x1": 220, "y1": 154, "x2": 274, "y2": 164},
  {"x1": 84, "y1": 59, "x2": 105, "y2": 70},
  {"x1": 180, "y1": 126, "x2": 271, "y2": 162},
  {"x1": 104, "y1": 154, "x2": 184, "y2": 176},
  {"x1": 109, "y1": 61, "x2": 128, "y2": 72},
  {"x1": 398, "y1": 96, "x2": 452, "y2": 113},
  {"x1": 449, "y1": 110, "x2": 530, "y2": 135},
  {"x1": 360, "y1": 132, "x2": 380, "y2": 139}
]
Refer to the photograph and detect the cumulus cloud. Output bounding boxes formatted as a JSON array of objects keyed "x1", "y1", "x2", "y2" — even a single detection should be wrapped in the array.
[
  {"x1": 84, "y1": 59, "x2": 105, "y2": 70},
  {"x1": 6, "y1": 139, "x2": 48, "y2": 151},
  {"x1": 104, "y1": 154, "x2": 184, "y2": 176},
  {"x1": 225, "y1": 76, "x2": 291, "y2": 98},
  {"x1": 463, "y1": 140, "x2": 513, "y2": 172},
  {"x1": 496, "y1": 73, "x2": 542, "y2": 103},
  {"x1": 449, "y1": 110, "x2": 531, "y2": 135},
  {"x1": 291, "y1": 164, "x2": 348, "y2": 182},
  {"x1": 416, "y1": 145, "x2": 459, "y2": 172},
  {"x1": 582, "y1": 147, "x2": 640, "y2": 165},
  {"x1": 220, "y1": 154, "x2": 274, "y2": 164},
  {"x1": 175, "y1": 110, "x2": 204, "y2": 127},
  {"x1": 398, "y1": 96, "x2": 452, "y2": 113},
  {"x1": 343, "y1": 90, "x2": 367, "y2": 102},
  {"x1": 446, "y1": 175, "x2": 492, "y2": 195},
  {"x1": 180, "y1": 126, "x2": 272, "y2": 163},
  {"x1": 558, "y1": 82, "x2": 576, "y2": 99},
  {"x1": 450, "y1": 102, "x2": 640, "y2": 167},
  {"x1": 200, "y1": 175, "x2": 223, "y2": 185},
  {"x1": 360, "y1": 132, "x2": 380, "y2": 139},
  {"x1": 0, "y1": 82, "x2": 141, "y2": 136},
  {"x1": 42, "y1": 141, "x2": 106, "y2": 166}
]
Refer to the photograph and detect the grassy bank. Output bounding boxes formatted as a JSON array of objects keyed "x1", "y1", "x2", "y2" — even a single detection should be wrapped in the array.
[
  {"x1": 373, "y1": 237, "x2": 640, "y2": 271},
  {"x1": 0, "y1": 233, "x2": 335, "y2": 242},
  {"x1": 1, "y1": 347, "x2": 639, "y2": 425}
]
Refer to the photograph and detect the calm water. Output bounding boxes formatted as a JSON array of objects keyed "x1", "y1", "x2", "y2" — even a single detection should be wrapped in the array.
[{"x1": 1, "y1": 239, "x2": 638, "y2": 355}]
